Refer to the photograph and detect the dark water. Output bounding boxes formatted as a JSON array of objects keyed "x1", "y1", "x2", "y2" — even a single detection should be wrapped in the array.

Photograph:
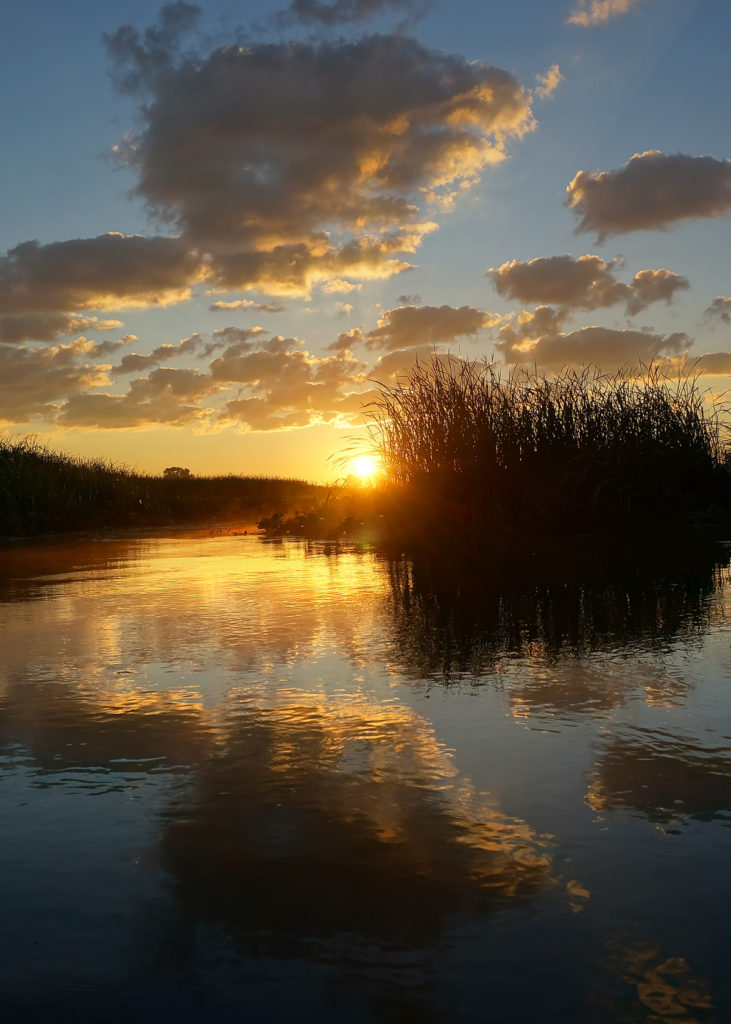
[{"x1": 0, "y1": 533, "x2": 729, "y2": 1022}]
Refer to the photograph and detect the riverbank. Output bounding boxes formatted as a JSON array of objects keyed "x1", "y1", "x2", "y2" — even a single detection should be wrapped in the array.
[{"x1": 0, "y1": 436, "x2": 327, "y2": 539}]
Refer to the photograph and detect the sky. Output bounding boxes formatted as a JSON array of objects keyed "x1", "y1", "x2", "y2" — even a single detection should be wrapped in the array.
[{"x1": 2, "y1": 0, "x2": 730, "y2": 481}]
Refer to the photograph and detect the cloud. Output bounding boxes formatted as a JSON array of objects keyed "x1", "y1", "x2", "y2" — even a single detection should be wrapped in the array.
[
  {"x1": 54, "y1": 332, "x2": 371, "y2": 432},
  {"x1": 205, "y1": 235, "x2": 427, "y2": 297},
  {"x1": 567, "y1": 0, "x2": 648, "y2": 28},
  {"x1": 321, "y1": 280, "x2": 362, "y2": 295},
  {"x1": 703, "y1": 297, "x2": 731, "y2": 325},
  {"x1": 490, "y1": 255, "x2": 688, "y2": 314},
  {"x1": 209, "y1": 299, "x2": 285, "y2": 313},
  {"x1": 534, "y1": 64, "x2": 562, "y2": 101},
  {"x1": 200, "y1": 326, "x2": 266, "y2": 358},
  {"x1": 498, "y1": 324, "x2": 687, "y2": 370},
  {"x1": 112, "y1": 335, "x2": 199, "y2": 375},
  {"x1": 0, "y1": 313, "x2": 123, "y2": 345},
  {"x1": 278, "y1": 0, "x2": 423, "y2": 27},
  {"x1": 626, "y1": 269, "x2": 690, "y2": 315},
  {"x1": 0, "y1": 234, "x2": 204, "y2": 315},
  {"x1": 692, "y1": 352, "x2": 731, "y2": 375},
  {"x1": 328, "y1": 327, "x2": 365, "y2": 351},
  {"x1": 58, "y1": 366, "x2": 217, "y2": 429},
  {"x1": 87, "y1": 335, "x2": 137, "y2": 358},
  {"x1": 108, "y1": 23, "x2": 534, "y2": 295},
  {"x1": 103, "y1": 2, "x2": 202, "y2": 94},
  {"x1": 497, "y1": 305, "x2": 569, "y2": 348},
  {"x1": 367, "y1": 347, "x2": 464, "y2": 388},
  {"x1": 212, "y1": 336, "x2": 370, "y2": 431},
  {"x1": 366, "y1": 304, "x2": 499, "y2": 350},
  {"x1": 0, "y1": 339, "x2": 111, "y2": 424},
  {"x1": 1, "y1": 18, "x2": 536, "y2": 325},
  {"x1": 566, "y1": 152, "x2": 731, "y2": 240}
]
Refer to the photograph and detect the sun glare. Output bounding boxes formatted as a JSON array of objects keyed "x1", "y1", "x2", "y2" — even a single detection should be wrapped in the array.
[{"x1": 349, "y1": 453, "x2": 383, "y2": 484}]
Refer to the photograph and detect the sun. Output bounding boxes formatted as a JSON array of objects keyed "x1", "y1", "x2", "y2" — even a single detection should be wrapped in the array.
[{"x1": 349, "y1": 453, "x2": 383, "y2": 484}]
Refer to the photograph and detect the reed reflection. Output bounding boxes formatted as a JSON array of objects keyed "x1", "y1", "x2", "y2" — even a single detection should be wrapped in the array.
[
  {"x1": 385, "y1": 539, "x2": 729, "y2": 689},
  {"x1": 0, "y1": 536, "x2": 153, "y2": 603}
]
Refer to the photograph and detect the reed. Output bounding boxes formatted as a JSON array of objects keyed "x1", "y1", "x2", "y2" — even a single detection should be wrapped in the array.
[
  {"x1": 0, "y1": 435, "x2": 324, "y2": 536},
  {"x1": 364, "y1": 358, "x2": 729, "y2": 535}
]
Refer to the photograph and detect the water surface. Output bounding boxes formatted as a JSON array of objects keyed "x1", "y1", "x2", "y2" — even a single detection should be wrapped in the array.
[{"x1": 0, "y1": 534, "x2": 729, "y2": 1022}]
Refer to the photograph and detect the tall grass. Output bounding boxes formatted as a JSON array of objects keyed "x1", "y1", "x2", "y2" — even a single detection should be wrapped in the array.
[
  {"x1": 364, "y1": 358, "x2": 729, "y2": 535},
  {"x1": 0, "y1": 435, "x2": 325, "y2": 536}
]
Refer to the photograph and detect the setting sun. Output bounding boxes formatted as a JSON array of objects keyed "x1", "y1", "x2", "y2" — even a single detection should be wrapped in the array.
[{"x1": 349, "y1": 453, "x2": 383, "y2": 484}]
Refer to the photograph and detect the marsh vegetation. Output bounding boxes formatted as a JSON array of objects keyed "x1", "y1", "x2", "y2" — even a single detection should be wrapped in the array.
[
  {"x1": 364, "y1": 358, "x2": 730, "y2": 539},
  {"x1": 2, "y1": 360, "x2": 729, "y2": 542},
  {"x1": 0, "y1": 435, "x2": 324, "y2": 536}
]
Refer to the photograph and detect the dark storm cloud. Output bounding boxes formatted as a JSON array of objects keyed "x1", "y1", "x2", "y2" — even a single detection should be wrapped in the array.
[
  {"x1": 490, "y1": 255, "x2": 688, "y2": 315},
  {"x1": 566, "y1": 152, "x2": 731, "y2": 240},
  {"x1": 0, "y1": 234, "x2": 204, "y2": 314}
]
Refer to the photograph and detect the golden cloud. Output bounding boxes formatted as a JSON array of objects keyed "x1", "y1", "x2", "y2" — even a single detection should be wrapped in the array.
[
  {"x1": 107, "y1": 25, "x2": 534, "y2": 294},
  {"x1": 534, "y1": 64, "x2": 562, "y2": 101},
  {"x1": 567, "y1": 0, "x2": 648, "y2": 28},
  {"x1": 0, "y1": 339, "x2": 112, "y2": 424},
  {"x1": 366, "y1": 304, "x2": 500, "y2": 350}
]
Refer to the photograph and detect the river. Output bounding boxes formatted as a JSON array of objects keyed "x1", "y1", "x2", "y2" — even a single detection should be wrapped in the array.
[{"x1": 0, "y1": 533, "x2": 729, "y2": 1022}]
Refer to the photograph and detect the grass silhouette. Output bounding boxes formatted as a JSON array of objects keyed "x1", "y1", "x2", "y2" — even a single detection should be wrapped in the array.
[
  {"x1": 0, "y1": 435, "x2": 324, "y2": 537},
  {"x1": 2, "y1": 360, "x2": 728, "y2": 542},
  {"x1": 362, "y1": 357, "x2": 729, "y2": 539}
]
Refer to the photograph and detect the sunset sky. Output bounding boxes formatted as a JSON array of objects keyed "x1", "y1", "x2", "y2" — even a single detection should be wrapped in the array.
[{"x1": 2, "y1": 0, "x2": 730, "y2": 481}]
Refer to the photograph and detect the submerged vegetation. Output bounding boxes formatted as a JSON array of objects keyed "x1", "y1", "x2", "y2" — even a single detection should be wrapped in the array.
[
  {"x1": 0, "y1": 435, "x2": 325, "y2": 537},
  {"x1": 363, "y1": 358, "x2": 730, "y2": 541}
]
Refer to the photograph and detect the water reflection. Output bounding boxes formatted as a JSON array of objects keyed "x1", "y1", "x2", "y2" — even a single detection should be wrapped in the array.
[
  {"x1": 598, "y1": 938, "x2": 714, "y2": 1023},
  {"x1": 160, "y1": 691, "x2": 551, "y2": 959},
  {"x1": 385, "y1": 539, "x2": 729, "y2": 678},
  {"x1": 0, "y1": 678, "x2": 209, "y2": 782},
  {"x1": 0, "y1": 533, "x2": 729, "y2": 1020},
  {"x1": 587, "y1": 727, "x2": 731, "y2": 827}
]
